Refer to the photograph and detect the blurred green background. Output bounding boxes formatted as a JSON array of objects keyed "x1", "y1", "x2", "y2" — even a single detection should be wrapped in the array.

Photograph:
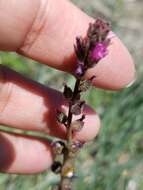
[{"x1": 0, "y1": 0, "x2": 143, "y2": 190}]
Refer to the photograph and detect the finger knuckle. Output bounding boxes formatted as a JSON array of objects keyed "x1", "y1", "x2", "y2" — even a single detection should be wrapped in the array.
[{"x1": 18, "y1": 0, "x2": 50, "y2": 54}]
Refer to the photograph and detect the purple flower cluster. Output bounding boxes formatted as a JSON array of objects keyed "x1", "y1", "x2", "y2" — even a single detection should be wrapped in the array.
[
  {"x1": 74, "y1": 18, "x2": 111, "y2": 78},
  {"x1": 90, "y1": 42, "x2": 108, "y2": 62}
]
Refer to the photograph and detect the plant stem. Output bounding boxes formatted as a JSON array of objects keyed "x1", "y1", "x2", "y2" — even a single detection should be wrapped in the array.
[
  {"x1": 67, "y1": 78, "x2": 80, "y2": 144},
  {"x1": 59, "y1": 78, "x2": 81, "y2": 190}
]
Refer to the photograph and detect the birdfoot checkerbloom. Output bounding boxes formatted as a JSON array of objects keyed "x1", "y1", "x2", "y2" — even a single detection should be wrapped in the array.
[{"x1": 52, "y1": 18, "x2": 111, "y2": 190}]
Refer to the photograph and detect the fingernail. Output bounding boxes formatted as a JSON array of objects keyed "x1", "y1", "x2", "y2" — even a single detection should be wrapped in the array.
[{"x1": 125, "y1": 79, "x2": 136, "y2": 88}]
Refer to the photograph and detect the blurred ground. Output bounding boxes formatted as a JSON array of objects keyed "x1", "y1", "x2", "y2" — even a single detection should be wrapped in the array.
[{"x1": 0, "y1": 0, "x2": 143, "y2": 190}]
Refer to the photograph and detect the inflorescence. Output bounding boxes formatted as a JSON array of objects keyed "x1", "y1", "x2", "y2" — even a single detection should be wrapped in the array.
[{"x1": 51, "y1": 18, "x2": 111, "y2": 190}]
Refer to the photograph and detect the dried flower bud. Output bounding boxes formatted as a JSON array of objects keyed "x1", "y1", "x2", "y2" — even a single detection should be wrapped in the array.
[
  {"x1": 71, "y1": 101, "x2": 85, "y2": 115},
  {"x1": 71, "y1": 104, "x2": 81, "y2": 115},
  {"x1": 63, "y1": 84, "x2": 73, "y2": 99},
  {"x1": 96, "y1": 18, "x2": 110, "y2": 38},
  {"x1": 62, "y1": 165, "x2": 74, "y2": 178},
  {"x1": 56, "y1": 110, "x2": 68, "y2": 125},
  {"x1": 71, "y1": 120, "x2": 84, "y2": 132},
  {"x1": 79, "y1": 79, "x2": 91, "y2": 92},
  {"x1": 79, "y1": 76, "x2": 96, "y2": 92},
  {"x1": 87, "y1": 18, "x2": 110, "y2": 43},
  {"x1": 52, "y1": 141, "x2": 65, "y2": 155},
  {"x1": 69, "y1": 141, "x2": 84, "y2": 154},
  {"x1": 51, "y1": 161, "x2": 62, "y2": 174}
]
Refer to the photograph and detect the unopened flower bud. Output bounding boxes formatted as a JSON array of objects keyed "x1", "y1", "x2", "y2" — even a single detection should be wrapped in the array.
[{"x1": 75, "y1": 62, "x2": 85, "y2": 77}]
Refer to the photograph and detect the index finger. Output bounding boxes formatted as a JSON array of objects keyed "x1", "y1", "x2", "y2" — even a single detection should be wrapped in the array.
[{"x1": 0, "y1": 0, "x2": 135, "y2": 90}]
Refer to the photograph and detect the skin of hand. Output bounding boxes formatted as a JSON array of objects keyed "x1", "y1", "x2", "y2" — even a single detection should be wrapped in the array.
[{"x1": 0, "y1": 0, "x2": 135, "y2": 174}]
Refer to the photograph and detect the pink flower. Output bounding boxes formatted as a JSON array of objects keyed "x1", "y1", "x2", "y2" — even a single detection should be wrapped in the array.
[{"x1": 90, "y1": 42, "x2": 108, "y2": 62}]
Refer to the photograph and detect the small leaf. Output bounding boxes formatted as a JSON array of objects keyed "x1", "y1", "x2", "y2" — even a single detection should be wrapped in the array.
[
  {"x1": 51, "y1": 161, "x2": 62, "y2": 174},
  {"x1": 63, "y1": 84, "x2": 73, "y2": 99},
  {"x1": 56, "y1": 110, "x2": 68, "y2": 124},
  {"x1": 52, "y1": 141, "x2": 65, "y2": 155}
]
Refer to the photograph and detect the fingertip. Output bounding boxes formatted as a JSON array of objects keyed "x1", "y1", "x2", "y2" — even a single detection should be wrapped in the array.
[
  {"x1": 0, "y1": 132, "x2": 53, "y2": 174},
  {"x1": 85, "y1": 36, "x2": 136, "y2": 90},
  {"x1": 106, "y1": 36, "x2": 136, "y2": 90}
]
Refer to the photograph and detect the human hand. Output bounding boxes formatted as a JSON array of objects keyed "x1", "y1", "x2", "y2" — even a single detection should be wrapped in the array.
[{"x1": 0, "y1": 0, "x2": 135, "y2": 174}]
